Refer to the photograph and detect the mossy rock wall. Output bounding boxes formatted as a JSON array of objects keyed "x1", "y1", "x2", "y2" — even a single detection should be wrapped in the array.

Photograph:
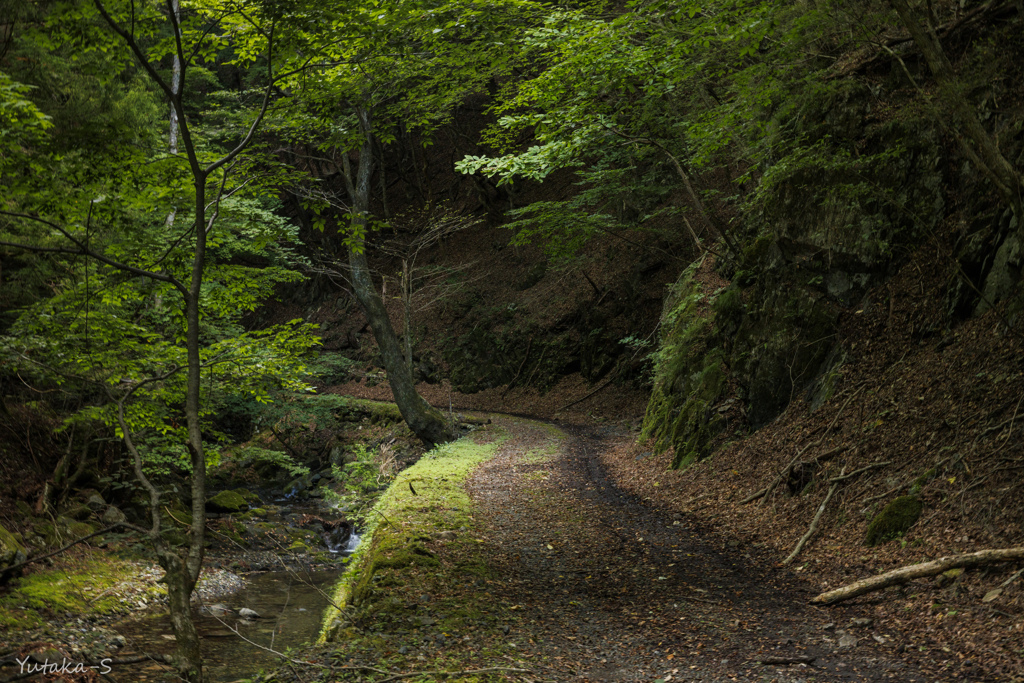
[
  {"x1": 641, "y1": 260, "x2": 730, "y2": 467},
  {"x1": 642, "y1": 82, "x2": 959, "y2": 466}
]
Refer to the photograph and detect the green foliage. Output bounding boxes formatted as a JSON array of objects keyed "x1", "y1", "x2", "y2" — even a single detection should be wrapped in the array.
[
  {"x1": 237, "y1": 446, "x2": 310, "y2": 478},
  {"x1": 455, "y1": 0, "x2": 913, "y2": 261},
  {"x1": 327, "y1": 444, "x2": 381, "y2": 499},
  {"x1": 0, "y1": 0, "x2": 324, "y2": 490},
  {"x1": 866, "y1": 496, "x2": 923, "y2": 546}
]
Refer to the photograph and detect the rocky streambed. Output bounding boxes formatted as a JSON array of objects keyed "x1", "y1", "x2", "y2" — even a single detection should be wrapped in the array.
[{"x1": 0, "y1": 489, "x2": 360, "y2": 683}]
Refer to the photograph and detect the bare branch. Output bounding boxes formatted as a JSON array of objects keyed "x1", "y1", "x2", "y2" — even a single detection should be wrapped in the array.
[
  {"x1": 0, "y1": 210, "x2": 187, "y2": 295},
  {"x1": 1, "y1": 523, "x2": 147, "y2": 576}
]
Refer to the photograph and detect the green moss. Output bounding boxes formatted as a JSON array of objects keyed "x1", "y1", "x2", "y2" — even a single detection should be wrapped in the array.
[
  {"x1": 866, "y1": 496, "x2": 923, "y2": 546},
  {"x1": 642, "y1": 260, "x2": 731, "y2": 465},
  {"x1": 231, "y1": 488, "x2": 260, "y2": 503},
  {"x1": 1, "y1": 523, "x2": 26, "y2": 563},
  {"x1": 0, "y1": 557, "x2": 162, "y2": 630},
  {"x1": 206, "y1": 490, "x2": 249, "y2": 513},
  {"x1": 32, "y1": 521, "x2": 58, "y2": 546},
  {"x1": 321, "y1": 425, "x2": 511, "y2": 642},
  {"x1": 67, "y1": 521, "x2": 98, "y2": 539},
  {"x1": 910, "y1": 468, "x2": 938, "y2": 495}
]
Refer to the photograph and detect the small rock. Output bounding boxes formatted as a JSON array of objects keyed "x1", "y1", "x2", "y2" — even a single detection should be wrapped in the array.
[
  {"x1": 434, "y1": 530, "x2": 458, "y2": 541},
  {"x1": 822, "y1": 623, "x2": 836, "y2": 631},
  {"x1": 398, "y1": 646, "x2": 408, "y2": 655},
  {"x1": 873, "y1": 635, "x2": 887, "y2": 644},
  {"x1": 237, "y1": 607, "x2": 261, "y2": 619},
  {"x1": 101, "y1": 506, "x2": 127, "y2": 525},
  {"x1": 982, "y1": 588, "x2": 1003, "y2": 603},
  {"x1": 502, "y1": 625, "x2": 510, "y2": 635},
  {"x1": 839, "y1": 634, "x2": 858, "y2": 648},
  {"x1": 935, "y1": 568, "x2": 963, "y2": 588},
  {"x1": 851, "y1": 617, "x2": 873, "y2": 628}
]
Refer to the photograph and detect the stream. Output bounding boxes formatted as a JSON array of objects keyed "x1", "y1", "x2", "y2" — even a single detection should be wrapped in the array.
[{"x1": 112, "y1": 504, "x2": 359, "y2": 682}]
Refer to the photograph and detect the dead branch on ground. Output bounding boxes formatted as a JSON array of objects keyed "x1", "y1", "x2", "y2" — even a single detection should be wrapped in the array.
[{"x1": 811, "y1": 547, "x2": 1024, "y2": 604}]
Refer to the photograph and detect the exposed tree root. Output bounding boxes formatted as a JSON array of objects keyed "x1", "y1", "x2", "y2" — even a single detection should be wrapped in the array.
[
  {"x1": 783, "y1": 461, "x2": 891, "y2": 565},
  {"x1": 783, "y1": 474, "x2": 842, "y2": 566}
]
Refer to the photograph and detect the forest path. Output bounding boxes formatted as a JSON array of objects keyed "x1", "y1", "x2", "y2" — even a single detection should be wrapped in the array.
[{"x1": 466, "y1": 416, "x2": 924, "y2": 682}]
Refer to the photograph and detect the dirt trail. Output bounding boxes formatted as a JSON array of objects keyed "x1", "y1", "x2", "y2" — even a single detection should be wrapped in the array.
[{"x1": 467, "y1": 417, "x2": 926, "y2": 682}]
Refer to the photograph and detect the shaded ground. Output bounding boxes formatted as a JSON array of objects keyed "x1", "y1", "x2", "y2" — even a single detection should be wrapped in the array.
[{"x1": 465, "y1": 417, "x2": 924, "y2": 682}]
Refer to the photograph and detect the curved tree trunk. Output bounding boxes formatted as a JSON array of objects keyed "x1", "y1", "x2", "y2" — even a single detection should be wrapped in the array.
[{"x1": 344, "y1": 106, "x2": 455, "y2": 447}]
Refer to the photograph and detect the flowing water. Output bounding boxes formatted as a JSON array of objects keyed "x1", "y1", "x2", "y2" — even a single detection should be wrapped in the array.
[
  {"x1": 113, "y1": 514, "x2": 360, "y2": 683},
  {"x1": 115, "y1": 568, "x2": 341, "y2": 682}
]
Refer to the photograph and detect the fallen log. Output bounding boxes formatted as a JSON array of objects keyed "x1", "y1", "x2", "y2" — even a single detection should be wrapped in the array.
[{"x1": 811, "y1": 547, "x2": 1024, "y2": 604}]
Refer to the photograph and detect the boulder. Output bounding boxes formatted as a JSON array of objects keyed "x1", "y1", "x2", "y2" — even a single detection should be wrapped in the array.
[
  {"x1": 865, "y1": 496, "x2": 922, "y2": 546},
  {"x1": 65, "y1": 504, "x2": 93, "y2": 521},
  {"x1": 232, "y1": 488, "x2": 260, "y2": 503},
  {"x1": 0, "y1": 523, "x2": 28, "y2": 582},
  {"x1": 101, "y1": 506, "x2": 128, "y2": 525},
  {"x1": 206, "y1": 490, "x2": 249, "y2": 513}
]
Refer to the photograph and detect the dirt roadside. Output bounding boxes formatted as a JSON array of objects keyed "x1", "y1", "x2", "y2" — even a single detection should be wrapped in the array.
[{"x1": 462, "y1": 416, "x2": 929, "y2": 683}]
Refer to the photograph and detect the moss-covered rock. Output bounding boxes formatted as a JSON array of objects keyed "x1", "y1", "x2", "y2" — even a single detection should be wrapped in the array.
[
  {"x1": 641, "y1": 261, "x2": 730, "y2": 466},
  {"x1": 67, "y1": 521, "x2": 98, "y2": 539},
  {"x1": 0, "y1": 523, "x2": 27, "y2": 581},
  {"x1": 231, "y1": 488, "x2": 260, "y2": 503},
  {"x1": 64, "y1": 503, "x2": 94, "y2": 521},
  {"x1": 866, "y1": 496, "x2": 923, "y2": 546},
  {"x1": 206, "y1": 490, "x2": 249, "y2": 513}
]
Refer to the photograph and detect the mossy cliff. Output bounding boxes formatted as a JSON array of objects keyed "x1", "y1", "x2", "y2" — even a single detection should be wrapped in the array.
[{"x1": 642, "y1": 81, "x2": 962, "y2": 468}]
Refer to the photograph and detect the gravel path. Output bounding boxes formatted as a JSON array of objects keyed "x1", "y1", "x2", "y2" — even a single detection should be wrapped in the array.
[{"x1": 467, "y1": 417, "x2": 928, "y2": 682}]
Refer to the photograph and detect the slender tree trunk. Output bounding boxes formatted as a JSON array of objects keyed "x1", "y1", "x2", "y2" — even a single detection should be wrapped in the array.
[
  {"x1": 343, "y1": 107, "x2": 454, "y2": 447},
  {"x1": 160, "y1": 550, "x2": 204, "y2": 680},
  {"x1": 162, "y1": 167, "x2": 209, "y2": 682},
  {"x1": 402, "y1": 258, "x2": 413, "y2": 369},
  {"x1": 163, "y1": 1, "x2": 206, "y2": 675}
]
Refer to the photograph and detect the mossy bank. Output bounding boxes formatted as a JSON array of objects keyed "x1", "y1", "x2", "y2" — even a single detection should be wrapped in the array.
[{"x1": 317, "y1": 422, "x2": 522, "y2": 680}]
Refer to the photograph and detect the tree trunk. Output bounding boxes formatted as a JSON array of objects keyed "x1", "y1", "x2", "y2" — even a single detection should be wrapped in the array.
[
  {"x1": 160, "y1": 550, "x2": 204, "y2": 680},
  {"x1": 402, "y1": 258, "x2": 413, "y2": 369},
  {"x1": 343, "y1": 107, "x2": 455, "y2": 448},
  {"x1": 811, "y1": 547, "x2": 1024, "y2": 604},
  {"x1": 889, "y1": 0, "x2": 1023, "y2": 222}
]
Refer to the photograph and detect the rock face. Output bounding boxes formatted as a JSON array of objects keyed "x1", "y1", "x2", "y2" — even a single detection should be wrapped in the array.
[
  {"x1": 206, "y1": 490, "x2": 249, "y2": 513},
  {"x1": 0, "y1": 523, "x2": 28, "y2": 582}
]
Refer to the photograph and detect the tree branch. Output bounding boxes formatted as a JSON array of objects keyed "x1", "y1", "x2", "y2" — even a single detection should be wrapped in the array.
[
  {"x1": 0, "y1": 211, "x2": 187, "y2": 295},
  {"x1": 1, "y1": 523, "x2": 146, "y2": 577}
]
